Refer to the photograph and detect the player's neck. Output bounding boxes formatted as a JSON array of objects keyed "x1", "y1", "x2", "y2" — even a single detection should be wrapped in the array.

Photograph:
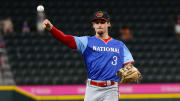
[{"x1": 95, "y1": 33, "x2": 109, "y2": 39}]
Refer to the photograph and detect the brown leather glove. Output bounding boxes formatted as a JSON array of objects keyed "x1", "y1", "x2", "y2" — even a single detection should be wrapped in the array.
[{"x1": 116, "y1": 64, "x2": 141, "y2": 84}]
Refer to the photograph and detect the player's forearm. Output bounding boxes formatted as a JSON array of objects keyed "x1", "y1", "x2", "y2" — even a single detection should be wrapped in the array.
[{"x1": 50, "y1": 26, "x2": 77, "y2": 49}]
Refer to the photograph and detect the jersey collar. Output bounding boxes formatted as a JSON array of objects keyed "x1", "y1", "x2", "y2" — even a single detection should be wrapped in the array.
[{"x1": 95, "y1": 36, "x2": 112, "y2": 44}]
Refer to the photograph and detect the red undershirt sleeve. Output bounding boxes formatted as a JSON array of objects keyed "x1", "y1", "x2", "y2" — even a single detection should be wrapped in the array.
[{"x1": 50, "y1": 26, "x2": 77, "y2": 49}]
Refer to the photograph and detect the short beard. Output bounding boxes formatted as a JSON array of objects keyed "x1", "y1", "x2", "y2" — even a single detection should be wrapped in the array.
[{"x1": 97, "y1": 31, "x2": 103, "y2": 35}]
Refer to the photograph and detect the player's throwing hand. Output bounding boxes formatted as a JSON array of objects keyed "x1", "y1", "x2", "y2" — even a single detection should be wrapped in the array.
[{"x1": 42, "y1": 19, "x2": 53, "y2": 31}]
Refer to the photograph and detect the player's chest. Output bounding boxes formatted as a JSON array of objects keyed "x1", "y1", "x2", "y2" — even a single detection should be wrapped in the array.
[{"x1": 87, "y1": 39, "x2": 122, "y2": 55}]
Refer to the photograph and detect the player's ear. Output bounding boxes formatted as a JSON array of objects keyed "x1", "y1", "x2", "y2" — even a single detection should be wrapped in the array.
[
  {"x1": 92, "y1": 22, "x2": 95, "y2": 29},
  {"x1": 107, "y1": 21, "x2": 111, "y2": 28}
]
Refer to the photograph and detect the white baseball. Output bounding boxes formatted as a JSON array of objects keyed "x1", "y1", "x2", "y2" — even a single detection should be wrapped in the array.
[{"x1": 37, "y1": 5, "x2": 44, "y2": 12}]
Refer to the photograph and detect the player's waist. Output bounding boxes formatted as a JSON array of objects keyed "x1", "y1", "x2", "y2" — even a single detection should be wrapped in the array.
[
  {"x1": 87, "y1": 79, "x2": 118, "y2": 87},
  {"x1": 87, "y1": 75, "x2": 120, "y2": 82}
]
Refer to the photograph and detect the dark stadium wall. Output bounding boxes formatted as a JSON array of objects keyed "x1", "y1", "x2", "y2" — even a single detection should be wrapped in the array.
[
  {"x1": 14, "y1": 90, "x2": 34, "y2": 101},
  {"x1": 0, "y1": 90, "x2": 179, "y2": 101},
  {"x1": 0, "y1": 91, "x2": 13, "y2": 101},
  {"x1": 0, "y1": 86, "x2": 180, "y2": 101},
  {"x1": 0, "y1": 90, "x2": 34, "y2": 101}
]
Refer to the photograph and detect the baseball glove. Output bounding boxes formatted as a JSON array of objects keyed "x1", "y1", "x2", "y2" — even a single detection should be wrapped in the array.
[{"x1": 116, "y1": 64, "x2": 141, "y2": 84}]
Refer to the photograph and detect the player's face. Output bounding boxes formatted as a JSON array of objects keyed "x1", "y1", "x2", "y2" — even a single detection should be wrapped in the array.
[{"x1": 92, "y1": 20, "x2": 111, "y2": 35}]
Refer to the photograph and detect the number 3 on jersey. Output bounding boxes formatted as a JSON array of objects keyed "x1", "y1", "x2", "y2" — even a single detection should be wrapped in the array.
[{"x1": 111, "y1": 56, "x2": 117, "y2": 65}]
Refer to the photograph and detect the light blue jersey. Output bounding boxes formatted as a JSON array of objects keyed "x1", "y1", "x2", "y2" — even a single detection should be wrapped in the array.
[{"x1": 74, "y1": 36, "x2": 134, "y2": 82}]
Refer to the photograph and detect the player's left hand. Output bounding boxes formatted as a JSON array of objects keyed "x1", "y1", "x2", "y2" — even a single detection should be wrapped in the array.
[{"x1": 116, "y1": 63, "x2": 141, "y2": 84}]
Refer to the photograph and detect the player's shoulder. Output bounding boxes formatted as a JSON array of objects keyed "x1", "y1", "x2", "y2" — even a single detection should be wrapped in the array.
[
  {"x1": 74, "y1": 35, "x2": 97, "y2": 42},
  {"x1": 111, "y1": 38, "x2": 125, "y2": 46},
  {"x1": 85, "y1": 36, "x2": 97, "y2": 40},
  {"x1": 74, "y1": 35, "x2": 89, "y2": 38},
  {"x1": 87, "y1": 36, "x2": 95, "y2": 38}
]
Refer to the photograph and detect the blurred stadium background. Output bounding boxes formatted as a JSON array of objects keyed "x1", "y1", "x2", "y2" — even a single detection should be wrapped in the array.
[{"x1": 0, "y1": 0, "x2": 180, "y2": 101}]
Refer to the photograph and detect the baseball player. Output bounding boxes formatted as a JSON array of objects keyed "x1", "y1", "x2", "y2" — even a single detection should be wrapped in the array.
[{"x1": 42, "y1": 11, "x2": 135, "y2": 101}]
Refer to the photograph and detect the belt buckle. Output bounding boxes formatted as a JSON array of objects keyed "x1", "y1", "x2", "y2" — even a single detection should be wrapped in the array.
[{"x1": 107, "y1": 81, "x2": 111, "y2": 86}]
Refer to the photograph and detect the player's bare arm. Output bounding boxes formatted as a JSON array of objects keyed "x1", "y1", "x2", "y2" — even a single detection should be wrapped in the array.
[{"x1": 42, "y1": 19, "x2": 77, "y2": 49}]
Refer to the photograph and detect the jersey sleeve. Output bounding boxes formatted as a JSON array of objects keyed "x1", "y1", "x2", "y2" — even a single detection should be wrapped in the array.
[
  {"x1": 123, "y1": 44, "x2": 134, "y2": 65},
  {"x1": 74, "y1": 36, "x2": 88, "y2": 53}
]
